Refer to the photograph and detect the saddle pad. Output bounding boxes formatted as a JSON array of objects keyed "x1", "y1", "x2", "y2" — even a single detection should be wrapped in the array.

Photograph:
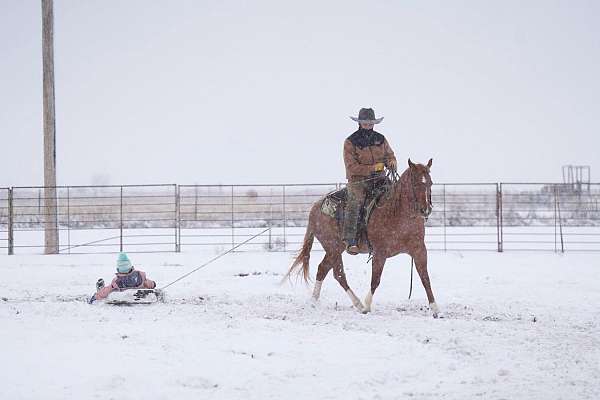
[{"x1": 320, "y1": 184, "x2": 388, "y2": 225}]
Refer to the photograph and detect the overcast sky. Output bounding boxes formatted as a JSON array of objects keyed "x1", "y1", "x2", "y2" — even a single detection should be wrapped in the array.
[{"x1": 1, "y1": 0, "x2": 599, "y2": 187}]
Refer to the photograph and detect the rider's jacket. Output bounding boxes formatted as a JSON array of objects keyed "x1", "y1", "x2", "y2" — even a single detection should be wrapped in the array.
[{"x1": 343, "y1": 128, "x2": 397, "y2": 182}]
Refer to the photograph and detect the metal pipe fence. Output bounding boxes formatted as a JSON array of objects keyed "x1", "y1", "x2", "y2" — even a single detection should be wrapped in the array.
[
  {"x1": 0, "y1": 183, "x2": 599, "y2": 254},
  {"x1": 7, "y1": 185, "x2": 177, "y2": 254},
  {"x1": 0, "y1": 188, "x2": 9, "y2": 254},
  {"x1": 500, "y1": 183, "x2": 600, "y2": 251}
]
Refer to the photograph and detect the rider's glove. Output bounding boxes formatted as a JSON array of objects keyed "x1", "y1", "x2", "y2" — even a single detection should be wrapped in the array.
[
  {"x1": 387, "y1": 159, "x2": 397, "y2": 172},
  {"x1": 96, "y1": 278, "x2": 105, "y2": 291},
  {"x1": 374, "y1": 162, "x2": 385, "y2": 172}
]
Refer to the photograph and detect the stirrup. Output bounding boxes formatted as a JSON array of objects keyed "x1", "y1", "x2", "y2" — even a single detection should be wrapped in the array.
[{"x1": 345, "y1": 241, "x2": 359, "y2": 255}]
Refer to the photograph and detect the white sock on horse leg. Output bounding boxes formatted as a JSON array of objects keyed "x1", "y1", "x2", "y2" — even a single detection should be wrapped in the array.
[
  {"x1": 312, "y1": 280, "x2": 323, "y2": 300},
  {"x1": 346, "y1": 289, "x2": 364, "y2": 310},
  {"x1": 364, "y1": 291, "x2": 373, "y2": 311},
  {"x1": 429, "y1": 302, "x2": 440, "y2": 315}
]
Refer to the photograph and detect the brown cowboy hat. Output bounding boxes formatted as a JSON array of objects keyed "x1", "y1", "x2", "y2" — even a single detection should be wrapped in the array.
[{"x1": 349, "y1": 108, "x2": 384, "y2": 124}]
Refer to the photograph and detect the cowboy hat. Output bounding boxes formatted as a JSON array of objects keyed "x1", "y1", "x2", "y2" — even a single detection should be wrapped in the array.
[{"x1": 349, "y1": 108, "x2": 384, "y2": 124}]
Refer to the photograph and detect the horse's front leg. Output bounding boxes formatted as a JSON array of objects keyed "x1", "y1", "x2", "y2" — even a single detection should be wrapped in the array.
[
  {"x1": 363, "y1": 254, "x2": 387, "y2": 313},
  {"x1": 411, "y1": 244, "x2": 439, "y2": 318},
  {"x1": 332, "y1": 255, "x2": 366, "y2": 313}
]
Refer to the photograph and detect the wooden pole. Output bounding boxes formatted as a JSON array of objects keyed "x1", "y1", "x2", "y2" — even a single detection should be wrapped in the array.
[{"x1": 42, "y1": 0, "x2": 59, "y2": 254}]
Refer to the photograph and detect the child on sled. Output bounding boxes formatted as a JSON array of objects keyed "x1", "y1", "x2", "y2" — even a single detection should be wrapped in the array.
[{"x1": 89, "y1": 252, "x2": 157, "y2": 304}]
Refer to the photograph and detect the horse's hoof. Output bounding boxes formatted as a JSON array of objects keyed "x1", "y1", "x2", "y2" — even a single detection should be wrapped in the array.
[
  {"x1": 307, "y1": 297, "x2": 319, "y2": 308},
  {"x1": 353, "y1": 303, "x2": 367, "y2": 313},
  {"x1": 432, "y1": 313, "x2": 439, "y2": 319},
  {"x1": 361, "y1": 308, "x2": 371, "y2": 314}
]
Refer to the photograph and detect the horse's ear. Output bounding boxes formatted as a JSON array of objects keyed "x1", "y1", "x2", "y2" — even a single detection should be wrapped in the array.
[
  {"x1": 427, "y1": 158, "x2": 433, "y2": 168},
  {"x1": 408, "y1": 158, "x2": 415, "y2": 168}
]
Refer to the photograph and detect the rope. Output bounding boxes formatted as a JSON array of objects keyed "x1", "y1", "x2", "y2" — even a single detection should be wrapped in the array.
[
  {"x1": 58, "y1": 235, "x2": 121, "y2": 252},
  {"x1": 160, "y1": 228, "x2": 271, "y2": 290},
  {"x1": 408, "y1": 257, "x2": 414, "y2": 299}
]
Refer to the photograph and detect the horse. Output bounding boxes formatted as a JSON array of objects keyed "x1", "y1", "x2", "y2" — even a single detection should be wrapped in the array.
[{"x1": 285, "y1": 158, "x2": 439, "y2": 317}]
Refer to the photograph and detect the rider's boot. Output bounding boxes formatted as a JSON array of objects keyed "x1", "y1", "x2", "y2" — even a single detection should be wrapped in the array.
[{"x1": 345, "y1": 239, "x2": 359, "y2": 255}]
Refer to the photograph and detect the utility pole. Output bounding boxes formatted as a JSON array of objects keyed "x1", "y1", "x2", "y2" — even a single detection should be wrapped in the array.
[{"x1": 42, "y1": 0, "x2": 59, "y2": 254}]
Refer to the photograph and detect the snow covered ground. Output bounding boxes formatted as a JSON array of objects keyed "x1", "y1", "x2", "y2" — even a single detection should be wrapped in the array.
[{"x1": 1, "y1": 250, "x2": 599, "y2": 399}]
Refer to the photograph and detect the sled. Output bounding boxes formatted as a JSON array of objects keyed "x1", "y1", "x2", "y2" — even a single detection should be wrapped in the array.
[{"x1": 104, "y1": 288, "x2": 164, "y2": 305}]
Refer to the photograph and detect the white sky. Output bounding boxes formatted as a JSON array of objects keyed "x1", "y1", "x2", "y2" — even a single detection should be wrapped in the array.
[{"x1": 1, "y1": 0, "x2": 599, "y2": 187}]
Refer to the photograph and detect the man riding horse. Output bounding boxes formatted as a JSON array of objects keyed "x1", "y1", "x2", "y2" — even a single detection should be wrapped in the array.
[
  {"x1": 285, "y1": 111, "x2": 438, "y2": 315},
  {"x1": 343, "y1": 108, "x2": 397, "y2": 254}
]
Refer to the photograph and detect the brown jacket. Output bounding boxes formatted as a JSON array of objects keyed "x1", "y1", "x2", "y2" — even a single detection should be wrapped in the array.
[{"x1": 343, "y1": 129, "x2": 397, "y2": 181}]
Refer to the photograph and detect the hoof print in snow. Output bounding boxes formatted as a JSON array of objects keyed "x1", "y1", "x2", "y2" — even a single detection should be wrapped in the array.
[
  {"x1": 121, "y1": 335, "x2": 128, "y2": 340},
  {"x1": 1, "y1": 297, "x2": 8, "y2": 301},
  {"x1": 177, "y1": 377, "x2": 219, "y2": 390},
  {"x1": 483, "y1": 315, "x2": 501, "y2": 322}
]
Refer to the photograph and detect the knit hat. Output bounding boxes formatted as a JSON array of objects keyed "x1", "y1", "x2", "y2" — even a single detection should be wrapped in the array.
[{"x1": 116, "y1": 252, "x2": 133, "y2": 273}]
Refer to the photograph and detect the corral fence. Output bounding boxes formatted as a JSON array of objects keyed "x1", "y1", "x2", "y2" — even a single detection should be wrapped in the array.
[{"x1": 0, "y1": 183, "x2": 599, "y2": 254}]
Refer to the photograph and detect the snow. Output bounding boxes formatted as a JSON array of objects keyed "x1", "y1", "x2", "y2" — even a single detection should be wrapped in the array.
[{"x1": 1, "y1": 250, "x2": 599, "y2": 399}]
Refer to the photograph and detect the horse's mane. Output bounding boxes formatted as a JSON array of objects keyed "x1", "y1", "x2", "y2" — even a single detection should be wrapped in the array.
[{"x1": 388, "y1": 165, "x2": 425, "y2": 212}]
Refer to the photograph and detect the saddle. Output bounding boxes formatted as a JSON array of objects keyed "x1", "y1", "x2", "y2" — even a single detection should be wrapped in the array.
[{"x1": 321, "y1": 176, "x2": 392, "y2": 248}]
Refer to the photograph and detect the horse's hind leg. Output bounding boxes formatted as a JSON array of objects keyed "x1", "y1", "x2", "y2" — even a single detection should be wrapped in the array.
[
  {"x1": 412, "y1": 245, "x2": 439, "y2": 318},
  {"x1": 363, "y1": 254, "x2": 387, "y2": 313},
  {"x1": 312, "y1": 253, "x2": 334, "y2": 301},
  {"x1": 332, "y1": 254, "x2": 365, "y2": 312}
]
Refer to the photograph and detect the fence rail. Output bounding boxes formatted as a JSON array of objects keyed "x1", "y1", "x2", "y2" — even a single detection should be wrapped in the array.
[{"x1": 0, "y1": 183, "x2": 599, "y2": 254}]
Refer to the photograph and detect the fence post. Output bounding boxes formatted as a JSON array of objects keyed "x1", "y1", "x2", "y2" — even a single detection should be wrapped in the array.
[
  {"x1": 553, "y1": 185, "x2": 558, "y2": 253},
  {"x1": 120, "y1": 186, "x2": 123, "y2": 252},
  {"x1": 442, "y1": 184, "x2": 447, "y2": 252},
  {"x1": 194, "y1": 185, "x2": 198, "y2": 221},
  {"x1": 268, "y1": 188, "x2": 273, "y2": 250},
  {"x1": 231, "y1": 185, "x2": 235, "y2": 248},
  {"x1": 175, "y1": 185, "x2": 180, "y2": 252},
  {"x1": 497, "y1": 183, "x2": 503, "y2": 252},
  {"x1": 282, "y1": 185, "x2": 287, "y2": 252},
  {"x1": 67, "y1": 187, "x2": 71, "y2": 254},
  {"x1": 8, "y1": 188, "x2": 14, "y2": 255},
  {"x1": 554, "y1": 185, "x2": 565, "y2": 253}
]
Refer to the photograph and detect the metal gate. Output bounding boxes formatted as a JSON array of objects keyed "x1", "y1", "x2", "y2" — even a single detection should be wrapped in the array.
[
  {"x1": 500, "y1": 183, "x2": 600, "y2": 252},
  {"x1": 10, "y1": 185, "x2": 177, "y2": 254},
  {"x1": 3, "y1": 182, "x2": 600, "y2": 254}
]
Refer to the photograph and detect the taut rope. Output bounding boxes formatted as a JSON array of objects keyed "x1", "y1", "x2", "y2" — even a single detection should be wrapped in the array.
[{"x1": 160, "y1": 228, "x2": 271, "y2": 290}]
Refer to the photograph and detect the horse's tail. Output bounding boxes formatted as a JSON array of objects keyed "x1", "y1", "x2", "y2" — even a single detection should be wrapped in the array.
[{"x1": 284, "y1": 219, "x2": 315, "y2": 284}]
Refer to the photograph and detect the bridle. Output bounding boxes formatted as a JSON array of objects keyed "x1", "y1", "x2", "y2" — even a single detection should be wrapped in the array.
[{"x1": 409, "y1": 168, "x2": 433, "y2": 220}]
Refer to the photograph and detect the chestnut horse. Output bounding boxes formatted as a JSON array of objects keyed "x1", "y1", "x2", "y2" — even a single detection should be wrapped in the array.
[{"x1": 285, "y1": 159, "x2": 439, "y2": 317}]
